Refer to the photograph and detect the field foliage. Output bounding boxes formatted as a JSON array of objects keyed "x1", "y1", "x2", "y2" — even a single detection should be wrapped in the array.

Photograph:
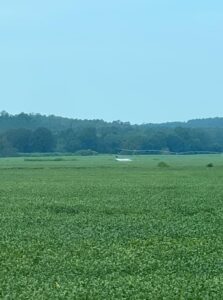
[{"x1": 1, "y1": 155, "x2": 223, "y2": 299}]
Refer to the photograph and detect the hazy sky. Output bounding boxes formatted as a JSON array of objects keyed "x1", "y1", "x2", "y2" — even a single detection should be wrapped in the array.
[{"x1": 0, "y1": 0, "x2": 223, "y2": 124}]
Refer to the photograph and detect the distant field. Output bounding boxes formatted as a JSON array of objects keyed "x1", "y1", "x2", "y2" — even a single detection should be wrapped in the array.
[{"x1": 1, "y1": 155, "x2": 223, "y2": 299}]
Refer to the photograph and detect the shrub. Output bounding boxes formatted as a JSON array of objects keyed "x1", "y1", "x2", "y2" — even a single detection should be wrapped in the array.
[
  {"x1": 75, "y1": 149, "x2": 98, "y2": 156},
  {"x1": 157, "y1": 161, "x2": 169, "y2": 168},
  {"x1": 206, "y1": 163, "x2": 214, "y2": 168}
]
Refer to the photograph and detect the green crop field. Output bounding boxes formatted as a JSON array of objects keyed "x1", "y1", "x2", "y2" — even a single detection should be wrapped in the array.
[{"x1": 1, "y1": 155, "x2": 223, "y2": 299}]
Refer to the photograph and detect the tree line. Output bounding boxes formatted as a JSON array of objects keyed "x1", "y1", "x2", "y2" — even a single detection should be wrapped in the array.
[{"x1": 0, "y1": 112, "x2": 223, "y2": 156}]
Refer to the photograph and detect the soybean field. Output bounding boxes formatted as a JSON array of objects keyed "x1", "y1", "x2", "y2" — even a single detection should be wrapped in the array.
[{"x1": 1, "y1": 155, "x2": 223, "y2": 299}]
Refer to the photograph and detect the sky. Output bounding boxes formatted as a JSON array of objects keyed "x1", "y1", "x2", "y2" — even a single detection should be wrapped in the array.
[{"x1": 0, "y1": 0, "x2": 223, "y2": 124}]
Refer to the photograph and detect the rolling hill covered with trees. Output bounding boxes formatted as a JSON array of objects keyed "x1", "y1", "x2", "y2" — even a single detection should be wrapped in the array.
[{"x1": 1, "y1": 111, "x2": 223, "y2": 156}]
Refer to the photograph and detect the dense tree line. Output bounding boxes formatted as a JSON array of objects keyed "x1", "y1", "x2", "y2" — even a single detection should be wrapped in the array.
[{"x1": 0, "y1": 112, "x2": 223, "y2": 156}]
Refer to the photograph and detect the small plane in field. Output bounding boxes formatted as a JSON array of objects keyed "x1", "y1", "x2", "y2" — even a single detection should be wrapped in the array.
[{"x1": 115, "y1": 156, "x2": 132, "y2": 162}]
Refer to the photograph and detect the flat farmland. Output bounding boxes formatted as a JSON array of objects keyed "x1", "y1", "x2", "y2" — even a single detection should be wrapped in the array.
[{"x1": 1, "y1": 155, "x2": 223, "y2": 299}]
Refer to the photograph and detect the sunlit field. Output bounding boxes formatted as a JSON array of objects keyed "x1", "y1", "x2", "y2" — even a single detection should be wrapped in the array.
[{"x1": 1, "y1": 155, "x2": 223, "y2": 299}]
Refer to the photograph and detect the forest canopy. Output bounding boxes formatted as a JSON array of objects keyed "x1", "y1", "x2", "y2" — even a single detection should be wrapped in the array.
[{"x1": 1, "y1": 111, "x2": 223, "y2": 156}]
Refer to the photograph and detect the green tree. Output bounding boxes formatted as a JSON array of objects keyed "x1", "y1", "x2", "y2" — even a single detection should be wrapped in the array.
[
  {"x1": 0, "y1": 135, "x2": 16, "y2": 157},
  {"x1": 31, "y1": 127, "x2": 55, "y2": 152},
  {"x1": 6, "y1": 128, "x2": 32, "y2": 152},
  {"x1": 78, "y1": 127, "x2": 97, "y2": 150}
]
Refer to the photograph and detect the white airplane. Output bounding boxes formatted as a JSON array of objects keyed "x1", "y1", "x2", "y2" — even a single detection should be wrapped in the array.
[{"x1": 115, "y1": 156, "x2": 132, "y2": 162}]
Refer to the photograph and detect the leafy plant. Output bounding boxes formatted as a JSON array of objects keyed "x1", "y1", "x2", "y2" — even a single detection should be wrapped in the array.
[
  {"x1": 1, "y1": 155, "x2": 223, "y2": 299},
  {"x1": 206, "y1": 162, "x2": 214, "y2": 167},
  {"x1": 157, "y1": 161, "x2": 169, "y2": 168}
]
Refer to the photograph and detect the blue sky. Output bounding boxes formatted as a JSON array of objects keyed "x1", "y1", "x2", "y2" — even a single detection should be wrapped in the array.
[{"x1": 0, "y1": 0, "x2": 223, "y2": 124}]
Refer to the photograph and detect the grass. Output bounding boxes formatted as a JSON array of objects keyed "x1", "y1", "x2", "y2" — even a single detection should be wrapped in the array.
[
  {"x1": 24, "y1": 157, "x2": 78, "y2": 162},
  {"x1": 1, "y1": 155, "x2": 223, "y2": 299}
]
